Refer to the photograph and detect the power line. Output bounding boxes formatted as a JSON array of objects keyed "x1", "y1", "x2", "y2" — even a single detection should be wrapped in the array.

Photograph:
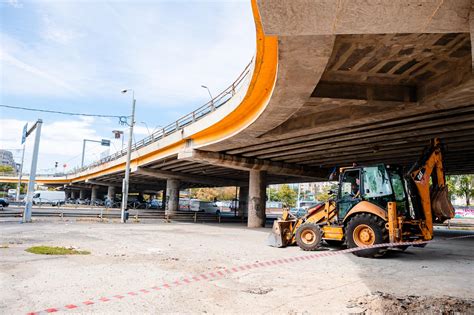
[{"x1": 0, "y1": 104, "x2": 129, "y2": 121}]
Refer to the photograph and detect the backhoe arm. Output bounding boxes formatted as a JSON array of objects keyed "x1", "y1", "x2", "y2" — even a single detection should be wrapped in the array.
[{"x1": 408, "y1": 139, "x2": 454, "y2": 238}]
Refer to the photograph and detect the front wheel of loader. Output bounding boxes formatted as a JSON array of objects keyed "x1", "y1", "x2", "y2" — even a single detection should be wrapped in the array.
[
  {"x1": 295, "y1": 223, "x2": 322, "y2": 251},
  {"x1": 345, "y1": 213, "x2": 388, "y2": 258}
]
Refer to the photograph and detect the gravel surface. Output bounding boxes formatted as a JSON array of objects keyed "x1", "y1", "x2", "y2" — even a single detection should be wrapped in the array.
[
  {"x1": 348, "y1": 292, "x2": 474, "y2": 314},
  {"x1": 0, "y1": 221, "x2": 473, "y2": 314}
]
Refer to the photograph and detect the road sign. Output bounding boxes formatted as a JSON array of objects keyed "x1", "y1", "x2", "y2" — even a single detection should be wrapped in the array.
[
  {"x1": 21, "y1": 123, "x2": 28, "y2": 144},
  {"x1": 101, "y1": 139, "x2": 111, "y2": 146}
]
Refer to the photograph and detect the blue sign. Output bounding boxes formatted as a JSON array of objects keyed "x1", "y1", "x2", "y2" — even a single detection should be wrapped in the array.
[{"x1": 21, "y1": 123, "x2": 28, "y2": 144}]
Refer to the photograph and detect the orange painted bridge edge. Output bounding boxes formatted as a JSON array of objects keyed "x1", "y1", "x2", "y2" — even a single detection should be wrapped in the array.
[{"x1": 1, "y1": 0, "x2": 279, "y2": 185}]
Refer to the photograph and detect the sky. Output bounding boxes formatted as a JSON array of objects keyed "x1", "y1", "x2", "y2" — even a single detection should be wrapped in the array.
[{"x1": 0, "y1": 0, "x2": 255, "y2": 173}]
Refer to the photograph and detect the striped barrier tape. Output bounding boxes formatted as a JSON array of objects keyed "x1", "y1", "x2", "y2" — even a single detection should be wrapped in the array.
[{"x1": 26, "y1": 234, "x2": 474, "y2": 315}]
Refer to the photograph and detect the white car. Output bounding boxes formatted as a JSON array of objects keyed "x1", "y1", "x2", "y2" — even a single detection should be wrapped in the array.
[{"x1": 189, "y1": 199, "x2": 221, "y2": 214}]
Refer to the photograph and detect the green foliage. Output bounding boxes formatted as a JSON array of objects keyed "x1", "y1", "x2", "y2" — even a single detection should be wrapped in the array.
[
  {"x1": 25, "y1": 246, "x2": 90, "y2": 255},
  {"x1": 267, "y1": 187, "x2": 278, "y2": 201},
  {"x1": 189, "y1": 187, "x2": 238, "y2": 201},
  {"x1": 315, "y1": 183, "x2": 339, "y2": 202},
  {"x1": 0, "y1": 165, "x2": 14, "y2": 173},
  {"x1": 447, "y1": 175, "x2": 474, "y2": 206},
  {"x1": 275, "y1": 184, "x2": 297, "y2": 208}
]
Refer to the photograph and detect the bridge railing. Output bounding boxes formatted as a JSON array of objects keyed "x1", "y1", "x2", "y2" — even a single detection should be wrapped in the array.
[{"x1": 72, "y1": 58, "x2": 254, "y2": 175}]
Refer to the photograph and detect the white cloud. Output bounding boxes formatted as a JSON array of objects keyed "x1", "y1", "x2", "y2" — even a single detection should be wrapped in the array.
[
  {"x1": 0, "y1": 117, "x2": 106, "y2": 172},
  {"x1": 0, "y1": 1, "x2": 255, "y2": 107},
  {"x1": 6, "y1": 0, "x2": 23, "y2": 8},
  {"x1": 41, "y1": 15, "x2": 84, "y2": 45}
]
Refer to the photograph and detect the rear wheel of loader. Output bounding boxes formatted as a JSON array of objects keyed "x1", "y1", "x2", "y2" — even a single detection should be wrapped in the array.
[
  {"x1": 345, "y1": 213, "x2": 388, "y2": 258},
  {"x1": 295, "y1": 223, "x2": 322, "y2": 251}
]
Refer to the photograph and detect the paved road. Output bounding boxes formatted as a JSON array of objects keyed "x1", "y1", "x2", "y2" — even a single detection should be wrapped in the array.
[{"x1": 1, "y1": 221, "x2": 473, "y2": 314}]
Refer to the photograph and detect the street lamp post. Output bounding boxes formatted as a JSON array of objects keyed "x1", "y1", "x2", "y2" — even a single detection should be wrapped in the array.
[
  {"x1": 201, "y1": 85, "x2": 214, "y2": 110},
  {"x1": 141, "y1": 122, "x2": 151, "y2": 136},
  {"x1": 121, "y1": 89, "x2": 136, "y2": 223}
]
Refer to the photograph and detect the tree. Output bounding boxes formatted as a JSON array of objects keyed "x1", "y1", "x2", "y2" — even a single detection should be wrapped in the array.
[
  {"x1": 267, "y1": 187, "x2": 278, "y2": 201},
  {"x1": 0, "y1": 165, "x2": 14, "y2": 173},
  {"x1": 448, "y1": 175, "x2": 474, "y2": 206},
  {"x1": 275, "y1": 184, "x2": 297, "y2": 208},
  {"x1": 315, "y1": 183, "x2": 339, "y2": 202},
  {"x1": 189, "y1": 187, "x2": 238, "y2": 201}
]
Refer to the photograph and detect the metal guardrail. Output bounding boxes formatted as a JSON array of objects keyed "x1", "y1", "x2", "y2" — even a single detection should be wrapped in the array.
[
  {"x1": 0, "y1": 59, "x2": 254, "y2": 180},
  {"x1": 72, "y1": 59, "x2": 254, "y2": 175}
]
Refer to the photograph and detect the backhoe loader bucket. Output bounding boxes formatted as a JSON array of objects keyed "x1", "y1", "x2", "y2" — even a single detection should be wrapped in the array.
[
  {"x1": 267, "y1": 219, "x2": 294, "y2": 247},
  {"x1": 431, "y1": 185, "x2": 455, "y2": 222}
]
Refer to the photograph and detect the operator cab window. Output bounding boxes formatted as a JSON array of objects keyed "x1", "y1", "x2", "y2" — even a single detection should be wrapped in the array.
[
  {"x1": 340, "y1": 170, "x2": 361, "y2": 198},
  {"x1": 362, "y1": 165, "x2": 392, "y2": 198}
]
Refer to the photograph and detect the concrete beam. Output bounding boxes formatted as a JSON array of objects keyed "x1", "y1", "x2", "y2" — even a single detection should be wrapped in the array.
[
  {"x1": 134, "y1": 166, "x2": 247, "y2": 187},
  {"x1": 85, "y1": 179, "x2": 121, "y2": 187},
  {"x1": 178, "y1": 149, "x2": 328, "y2": 179}
]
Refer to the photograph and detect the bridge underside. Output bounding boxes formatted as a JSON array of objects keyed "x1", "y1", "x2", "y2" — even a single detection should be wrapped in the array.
[{"x1": 204, "y1": 32, "x2": 474, "y2": 175}]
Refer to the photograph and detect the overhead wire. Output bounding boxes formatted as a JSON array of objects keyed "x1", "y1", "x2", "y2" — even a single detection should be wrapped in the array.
[{"x1": 0, "y1": 104, "x2": 130, "y2": 124}]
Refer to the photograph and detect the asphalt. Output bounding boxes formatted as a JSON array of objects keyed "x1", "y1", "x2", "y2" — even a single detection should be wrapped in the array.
[{"x1": 1, "y1": 220, "x2": 473, "y2": 314}]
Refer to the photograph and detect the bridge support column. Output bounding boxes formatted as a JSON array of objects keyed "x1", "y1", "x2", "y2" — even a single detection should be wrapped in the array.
[
  {"x1": 165, "y1": 179, "x2": 180, "y2": 215},
  {"x1": 65, "y1": 190, "x2": 71, "y2": 200},
  {"x1": 161, "y1": 188, "x2": 166, "y2": 210},
  {"x1": 248, "y1": 170, "x2": 266, "y2": 228},
  {"x1": 79, "y1": 189, "x2": 85, "y2": 200},
  {"x1": 107, "y1": 186, "x2": 116, "y2": 201},
  {"x1": 71, "y1": 190, "x2": 76, "y2": 199},
  {"x1": 239, "y1": 186, "x2": 248, "y2": 217},
  {"x1": 91, "y1": 186, "x2": 98, "y2": 204}
]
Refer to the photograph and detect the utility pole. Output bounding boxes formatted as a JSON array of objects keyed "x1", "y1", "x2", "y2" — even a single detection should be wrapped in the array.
[
  {"x1": 23, "y1": 119, "x2": 43, "y2": 223},
  {"x1": 121, "y1": 89, "x2": 136, "y2": 223}
]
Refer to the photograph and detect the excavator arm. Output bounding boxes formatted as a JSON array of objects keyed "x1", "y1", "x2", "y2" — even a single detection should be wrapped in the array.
[{"x1": 407, "y1": 138, "x2": 455, "y2": 237}]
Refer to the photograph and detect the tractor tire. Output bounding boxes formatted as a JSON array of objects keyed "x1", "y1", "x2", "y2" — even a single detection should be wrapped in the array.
[
  {"x1": 295, "y1": 223, "x2": 322, "y2": 251},
  {"x1": 345, "y1": 213, "x2": 388, "y2": 258},
  {"x1": 325, "y1": 239, "x2": 344, "y2": 247}
]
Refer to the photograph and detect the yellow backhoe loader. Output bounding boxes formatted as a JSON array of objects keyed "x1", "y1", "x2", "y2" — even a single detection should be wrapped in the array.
[{"x1": 267, "y1": 138, "x2": 454, "y2": 257}]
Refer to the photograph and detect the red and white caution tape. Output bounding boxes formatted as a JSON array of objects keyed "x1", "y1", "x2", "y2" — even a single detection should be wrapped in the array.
[{"x1": 26, "y1": 234, "x2": 474, "y2": 315}]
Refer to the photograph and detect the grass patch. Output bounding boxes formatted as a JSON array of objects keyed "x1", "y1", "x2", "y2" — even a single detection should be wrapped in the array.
[{"x1": 25, "y1": 246, "x2": 90, "y2": 255}]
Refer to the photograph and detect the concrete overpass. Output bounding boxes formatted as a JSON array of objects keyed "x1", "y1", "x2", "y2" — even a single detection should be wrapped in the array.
[{"x1": 2, "y1": 0, "x2": 474, "y2": 227}]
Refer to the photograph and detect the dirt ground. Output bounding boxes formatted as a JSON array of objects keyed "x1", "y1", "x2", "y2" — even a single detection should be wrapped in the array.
[{"x1": 1, "y1": 219, "x2": 473, "y2": 314}]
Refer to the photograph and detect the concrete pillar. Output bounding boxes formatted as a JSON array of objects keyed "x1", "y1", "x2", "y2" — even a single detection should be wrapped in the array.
[
  {"x1": 65, "y1": 190, "x2": 71, "y2": 200},
  {"x1": 107, "y1": 186, "x2": 116, "y2": 200},
  {"x1": 71, "y1": 190, "x2": 76, "y2": 199},
  {"x1": 91, "y1": 186, "x2": 98, "y2": 204},
  {"x1": 161, "y1": 187, "x2": 167, "y2": 210},
  {"x1": 165, "y1": 179, "x2": 180, "y2": 215},
  {"x1": 248, "y1": 170, "x2": 267, "y2": 228},
  {"x1": 239, "y1": 186, "x2": 249, "y2": 217},
  {"x1": 79, "y1": 189, "x2": 85, "y2": 200}
]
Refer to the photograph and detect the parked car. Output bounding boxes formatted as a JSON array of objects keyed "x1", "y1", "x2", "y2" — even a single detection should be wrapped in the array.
[
  {"x1": 290, "y1": 207, "x2": 307, "y2": 217},
  {"x1": 147, "y1": 199, "x2": 162, "y2": 209},
  {"x1": 7, "y1": 189, "x2": 17, "y2": 198},
  {"x1": 0, "y1": 198, "x2": 9, "y2": 209},
  {"x1": 189, "y1": 199, "x2": 221, "y2": 214}
]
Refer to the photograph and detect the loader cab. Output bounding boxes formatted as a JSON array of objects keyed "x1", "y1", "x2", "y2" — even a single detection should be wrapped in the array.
[
  {"x1": 338, "y1": 168, "x2": 362, "y2": 219},
  {"x1": 337, "y1": 164, "x2": 410, "y2": 220}
]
